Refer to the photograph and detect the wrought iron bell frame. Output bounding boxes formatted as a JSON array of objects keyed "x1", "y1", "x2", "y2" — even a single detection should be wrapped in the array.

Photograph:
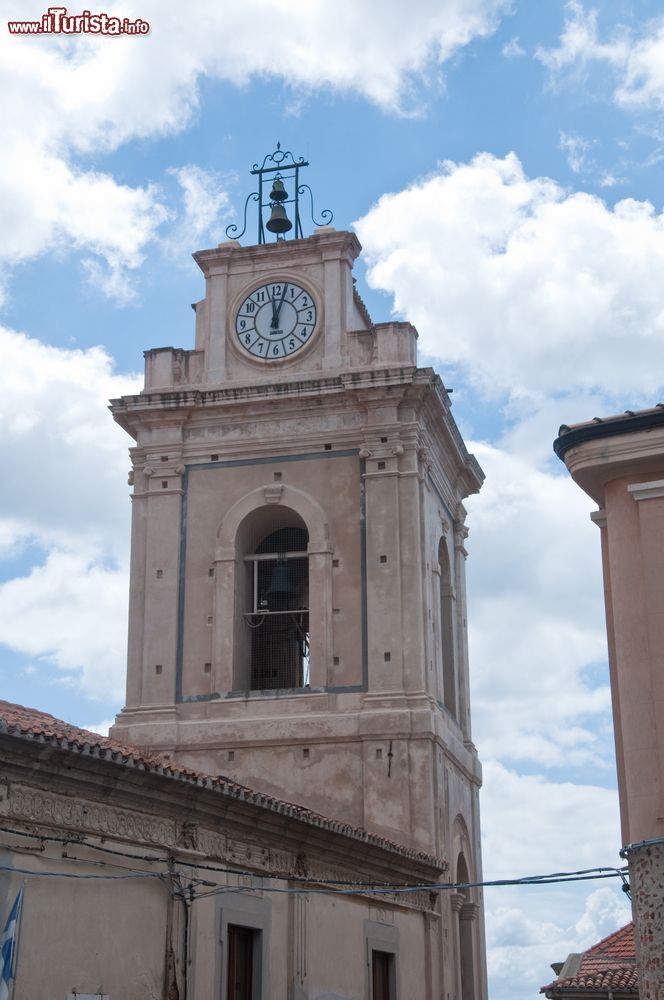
[{"x1": 225, "y1": 142, "x2": 333, "y2": 245}]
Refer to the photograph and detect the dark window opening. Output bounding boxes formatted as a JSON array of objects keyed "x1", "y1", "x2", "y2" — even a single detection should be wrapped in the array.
[{"x1": 245, "y1": 525, "x2": 309, "y2": 690}]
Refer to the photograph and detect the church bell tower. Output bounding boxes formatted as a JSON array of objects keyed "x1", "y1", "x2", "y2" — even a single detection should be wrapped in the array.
[{"x1": 111, "y1": 147, "x2": 485, "y2": 905}]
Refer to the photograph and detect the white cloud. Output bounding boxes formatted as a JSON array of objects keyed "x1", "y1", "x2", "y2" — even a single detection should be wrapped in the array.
[
  {"x1": 536, "y1": 2, "x2": 625, "y2": 77},
  {"x1": 559, "y1": 131, "x2": 594, "y2": 174},
  {"x1": 480, "y1": 762, "x2": 630, "y2": 997},
  {"x1": 502, "y1": 37, "x2": 525, "y2": 59},
  {"x1": 0, "y1": 548, "x2": 128, "y2": 700},
  {"x1": 538, "y1": 2, "x2": 664, "y2": 112},
  {"x1": 481, "y1": 762, "x2": 622, "y2": 878},
  {"x1": 0, "y1": 0, "x2": 512, "y2": 297},
  {"x1": 466, "y1": 442, "x2": 611, "y2": 768},
  {"x1": 165, "y1": 165, "x2": 233, "y2": 256},
  {"x1": 486, "y1": 885, "x2": 631, "y2": 997},
  {"x1": 618, "y1": 24, "x2": 664, "y2": 111},
  {"x1": 598, "y1": 172, "x2": 624, "y2": 189},
  {"x1": 80, "y1": 718, "x2": 116, "y2": 737},
  {"x1": 0, "y1": 327, "x2": 138, "y2": 698},
  {"x1": 355, "y1": 152, "x2": 664, "y2": 399},
  {"x1": 0, "y1": 327, "x2": 139, "y2": 549},
  {"x1": 0, "y1": 141, "x2": 168, "y2": 304}
]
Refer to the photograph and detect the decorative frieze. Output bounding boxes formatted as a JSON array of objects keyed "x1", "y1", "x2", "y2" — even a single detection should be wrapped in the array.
[
  {"x1": 0, "y1": 782, "x2": 434, "y2": 909},
  {"x1": 2, "y1": 783, "x2": 177, "y2": 847}
]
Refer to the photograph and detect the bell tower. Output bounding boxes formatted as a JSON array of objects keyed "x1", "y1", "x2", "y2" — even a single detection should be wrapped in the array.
[{"x1": 111, "y1": 145, "x2": 485, "y2": 890}]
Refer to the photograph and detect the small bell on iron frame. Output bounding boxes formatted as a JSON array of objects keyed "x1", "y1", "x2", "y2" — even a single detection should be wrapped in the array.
[
  {"x1": 269, "y1": 177, "x2": 288, "y2": 202},
  {"x1": 265, "y1": 203, "x2": 293, "y2": 235}
]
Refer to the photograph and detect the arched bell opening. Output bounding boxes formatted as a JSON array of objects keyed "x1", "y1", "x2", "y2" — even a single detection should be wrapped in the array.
[{"x1": 237, "y1": 508, "x2": 309, "y2": 690}]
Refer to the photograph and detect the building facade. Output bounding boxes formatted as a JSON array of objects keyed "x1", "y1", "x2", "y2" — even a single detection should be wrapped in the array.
[
  {"x1": 0, "y1": 700, "x2": 447, "y2": 1000},
  {"x1": 555, "y1": 406, "x2": 664, "y2": 1000}
]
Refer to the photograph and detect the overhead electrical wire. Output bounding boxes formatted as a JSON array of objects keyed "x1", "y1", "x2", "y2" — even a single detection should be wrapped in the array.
[
  {"x1": 0, "y1": 824, "x2": 628, "y2": 894},
  {"x1": 0, "y1": 822, "x2": 629, "y2": 899}
]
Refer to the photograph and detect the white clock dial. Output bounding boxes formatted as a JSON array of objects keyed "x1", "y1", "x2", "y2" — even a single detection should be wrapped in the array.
[{"x1": 235, "y1": 281, "x2": 317, "y2": 360}]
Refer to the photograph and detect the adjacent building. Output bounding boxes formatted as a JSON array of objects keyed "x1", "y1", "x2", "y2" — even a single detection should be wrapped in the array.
[
  {"x1": 555, "y1": 405, "x2": 664, "y2": 1000},
  {"x1": 541, "y1": 923, "x2": 637, "y2": 1000},
  {"x1": 0, "y1": 698, "x2": 446, "y2": 1000}
]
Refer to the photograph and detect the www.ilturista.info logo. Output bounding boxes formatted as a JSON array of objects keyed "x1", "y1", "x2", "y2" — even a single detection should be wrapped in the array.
[{"x1": 8, "y1": 7, "x2": 150, "y2": 34}]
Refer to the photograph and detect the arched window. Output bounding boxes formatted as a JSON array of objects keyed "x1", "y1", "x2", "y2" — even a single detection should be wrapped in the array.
[
  {"x1": 241, "y1": 513, "x2": 309, "y2": 690},
  {"x1": 438, "y1": 537, "x2": 457, "y2": 717}
]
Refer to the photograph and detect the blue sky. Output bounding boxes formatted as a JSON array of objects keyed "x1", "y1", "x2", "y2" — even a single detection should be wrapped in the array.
[{"x1": 4, "y1": 0, "x2": 664, "y2": 996}]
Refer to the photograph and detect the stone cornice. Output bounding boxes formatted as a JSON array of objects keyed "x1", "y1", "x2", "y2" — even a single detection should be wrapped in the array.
[{"x1": 192, "y1": 230, "x2": 362, "y2": 278}]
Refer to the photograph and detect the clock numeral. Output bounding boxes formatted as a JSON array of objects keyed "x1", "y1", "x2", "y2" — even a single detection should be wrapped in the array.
[
  {"x1": 289, "y1": 287, "x2": 296, "y2": 298},
  {"x1": 256, "y1": 339, "x2": 266, "y2": 354},
  {"x1": 244, "y1": 334, "x2": 251, "y2": 346},
  {"x1": 245, "y1": 302, "x2": 255, "y2": 314},
  {"x1": 288, "y1": 338, "x2": 296, "y2": 352},
  {"x1": 271, "y1": 285, "x2": 282, "y2": 297},
  {"x1": 300, "y1": 327, "x2": 310, "y2": 339},
  {"x1": 255, "y1": 290, "x2": 265, "y2": 303},
  {"x1": 239, "y1": 319, "x2": 246, "y2": 331},
  {"x1": 272, "y1": 344, "x2": 280, "y2": 357}
]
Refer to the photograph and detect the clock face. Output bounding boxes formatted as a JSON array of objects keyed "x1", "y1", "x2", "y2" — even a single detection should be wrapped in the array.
[{"x1": 234, "y1": 281, "x2": 317, "y2": 360}]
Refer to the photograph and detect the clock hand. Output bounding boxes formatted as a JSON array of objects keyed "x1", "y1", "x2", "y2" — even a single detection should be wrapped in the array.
[
  {"x1": 270, "y1": 291, "x2": 279, "y2": 330},
  {"x1": 274, "y1": 283, "x2": 288, "y2": 327}
]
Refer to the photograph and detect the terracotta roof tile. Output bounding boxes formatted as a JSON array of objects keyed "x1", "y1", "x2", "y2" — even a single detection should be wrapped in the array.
[
  {"x1": 585, "y1": 923, "x2": 636, "y2": 961},
  {"x1": 0, "y1": 699, "x2": 445, "y2": 870},
  {"x1": 544, "y1": 965, "x2": 638, "y2": 993},
  {"x1": 541, "y1": 924, "x2": 637, "y2": 996}
]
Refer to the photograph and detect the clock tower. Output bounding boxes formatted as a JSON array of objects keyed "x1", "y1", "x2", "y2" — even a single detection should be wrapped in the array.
[{"x1": 111, "y1": 146, "x2": 487, "y2": 1000}]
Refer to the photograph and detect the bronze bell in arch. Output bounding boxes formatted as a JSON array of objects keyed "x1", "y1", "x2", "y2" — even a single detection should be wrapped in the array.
[{"x1": 265, "y1": 558, "x2": 299, "y2": 610}]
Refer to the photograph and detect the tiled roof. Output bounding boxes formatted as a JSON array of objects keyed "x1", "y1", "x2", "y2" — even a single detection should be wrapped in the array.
[
  {"x1": 585, "y1": 924, "x2": 635, "y2": 961},
  {"x1": 0, "y1": 699, "x2": 445, "y2": 870},
  {"x1": 541, "y1": 924, "x2": 637, "y2": 996}
]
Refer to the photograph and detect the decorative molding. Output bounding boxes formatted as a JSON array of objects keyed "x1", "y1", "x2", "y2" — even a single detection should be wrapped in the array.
[
  {"x1": 459, "y1": 900, "x2": 479, "y2": 922},
  {"x1": 3, "y1": 784, "x2": 177, "y2": 847},
  {"x1": 627, "y1": 479, "x2": 664, "y2": 502},
  {"x1": 590, "y1": 509, "x2": 607, "y2": 528},
  {"x1": 449, "y1": 890, "x2": 465, "y2": 913},
  {"x1": 263, "y1": 484, "x2": 284, "y2": 504},
  {"x1": 418, "y1": 447, "x2": 432, "y2": 471}
]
